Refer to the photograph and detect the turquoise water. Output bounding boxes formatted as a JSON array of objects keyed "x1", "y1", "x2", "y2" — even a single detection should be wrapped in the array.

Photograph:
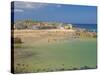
[
  {"x1": 33, "y1": 39, "x2": 97, "y2": 68},
  {"x1": 15, "y1": 39, "x2": 97, "y2": 72}
]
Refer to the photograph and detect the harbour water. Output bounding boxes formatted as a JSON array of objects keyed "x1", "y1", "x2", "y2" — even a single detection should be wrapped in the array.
[{"x1": 73, "y1": 24, "x2": 97, "y2": 32}]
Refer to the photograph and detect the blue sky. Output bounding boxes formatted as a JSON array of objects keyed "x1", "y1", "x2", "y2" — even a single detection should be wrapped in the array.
[{"x1": 12, "y1": 1, "x2": 97, "y2": 24}]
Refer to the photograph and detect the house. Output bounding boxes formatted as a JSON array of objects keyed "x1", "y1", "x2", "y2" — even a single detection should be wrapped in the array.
[
  {"x1": 57, "y1": 23, "x2": 64, "y2": 29},
  {"x1": 32, "y1": 25, "x2": 39, "y2": 29},
  {"x1": 64, "y1": 24, "x2": 73, "y2": 29}
]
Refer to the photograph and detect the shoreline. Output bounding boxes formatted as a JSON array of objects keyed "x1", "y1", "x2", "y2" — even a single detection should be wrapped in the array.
[{"x1": 12, "y1": 29, "x2": 97, "y2": 73}]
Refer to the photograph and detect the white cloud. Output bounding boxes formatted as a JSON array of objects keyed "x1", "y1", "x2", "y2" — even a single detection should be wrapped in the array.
[
  {"x1": 14, "y1": 1, "x2": 48, "y2": 9},
  {"x1": 14, "y1": 9, "x2": 24, "y2": 12},
  {"x1": 57, "y1": 5, "x2": 62, "y2": 8}
]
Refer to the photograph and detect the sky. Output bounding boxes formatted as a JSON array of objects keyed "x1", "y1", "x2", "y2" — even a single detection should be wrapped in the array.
[{"x1": 11, "y1": 1, "x2": 97, "y2": 24}]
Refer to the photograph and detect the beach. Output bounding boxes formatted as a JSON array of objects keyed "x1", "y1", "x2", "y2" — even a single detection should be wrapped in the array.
[{"x1": 12, "y1": 29, "x2": 97, "y2": 73}]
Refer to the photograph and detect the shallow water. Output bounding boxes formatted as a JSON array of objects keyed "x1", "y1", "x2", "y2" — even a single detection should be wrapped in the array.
[{"x1": 14, "y1": 38, "x2": 97, "y2": 72}]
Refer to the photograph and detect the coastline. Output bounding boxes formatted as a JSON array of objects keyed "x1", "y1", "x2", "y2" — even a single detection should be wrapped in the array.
[
  {"x1": 13, "y1": 29, "x2": 97, "y2": 73},
  {"x1": 12, "y1": 28, "x2": 97, "y2": 73}
]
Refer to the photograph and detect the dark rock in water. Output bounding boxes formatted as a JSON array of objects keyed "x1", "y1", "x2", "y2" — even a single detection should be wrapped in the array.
[
  {"x1": 56, "y1": 67, "x2": 65, "y2": 71},
  {"x1": 17, "y1": 63, "x2": 20, "y2": 66},
  {"x1": 12, "y1": 37, "x2": 22, "y2": 44},
  {"x1": 36, "y1": 69, "x2": 41, "y2": 72},
  {"x1": 72, "y1": 67, "x2": 78, "y2": 70},
  {"x1": 80, "y1": 66, "x2": 91, "y2": 70},
  {"x1": 61, "y1": 64, "x2": 64, "y2": 66}
]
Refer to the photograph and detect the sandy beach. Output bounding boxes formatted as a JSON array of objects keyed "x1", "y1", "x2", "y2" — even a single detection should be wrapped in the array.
[{"x1": 12, "y1": 29, "x2": 97, "y2": 73}]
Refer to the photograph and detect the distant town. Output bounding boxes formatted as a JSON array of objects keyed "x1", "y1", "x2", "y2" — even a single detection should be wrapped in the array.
[{"x1": 12, "y1": 20, "x2": 73, "y2": 30}]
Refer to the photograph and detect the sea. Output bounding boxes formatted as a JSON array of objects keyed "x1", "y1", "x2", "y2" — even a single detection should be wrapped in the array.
[{"x1": 72, "y1": 24, "x2": 97, "y2": 32}]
